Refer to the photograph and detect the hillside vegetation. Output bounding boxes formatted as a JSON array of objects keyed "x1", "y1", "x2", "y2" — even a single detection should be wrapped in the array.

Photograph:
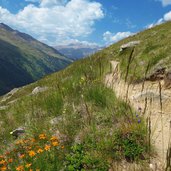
[
  {"x1": 0, "y1": 23, "x2": 72, "y2": 95},
  {"x1": 0, "y1": 21, "x2": 171, "y2": 170},
  {"x1": 103, "y1": 21, "x2": 171, "y2": 82}
]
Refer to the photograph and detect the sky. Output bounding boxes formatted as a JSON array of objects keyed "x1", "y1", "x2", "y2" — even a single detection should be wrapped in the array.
[{"x1": 0, "y1": 0, "x2": 171, "y2": 46}]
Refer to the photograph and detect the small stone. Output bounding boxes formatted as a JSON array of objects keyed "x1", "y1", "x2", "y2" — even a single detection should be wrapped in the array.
[
  {"x1": 32, "y1": 86, "x2": 48, "y2": 95},
  {"x1": 120, "y1": 41, "x2": 140, "y2": 52},
  {"x1": 10, "y1": 127, "x2": 25, "y2": 139}
]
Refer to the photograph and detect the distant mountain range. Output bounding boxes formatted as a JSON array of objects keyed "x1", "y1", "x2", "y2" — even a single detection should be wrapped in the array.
[
  {"x1": 0, "y1": 23, "x2": 72, "y2": 95},
  {"x1": 55, "y1": 43, "x2": 102, "y2": 60}
]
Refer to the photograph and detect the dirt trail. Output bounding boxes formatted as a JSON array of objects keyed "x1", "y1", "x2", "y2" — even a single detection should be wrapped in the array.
[{"x1": 105, "y1": 61, "x2": 171, "y2": 168}]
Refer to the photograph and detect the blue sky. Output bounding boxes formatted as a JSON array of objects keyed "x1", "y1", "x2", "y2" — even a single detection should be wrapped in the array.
[{"x1": 0, "y1": 0, "x2": 171, "y2": 46}]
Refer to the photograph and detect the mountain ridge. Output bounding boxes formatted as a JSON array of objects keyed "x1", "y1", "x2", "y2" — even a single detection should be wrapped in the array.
[
  {"x1": 55, "y1": 42, "x2": 102, "y2": 60},
  {"x1": 0, "y1": 23, "x2": 72, "y2": 95}
]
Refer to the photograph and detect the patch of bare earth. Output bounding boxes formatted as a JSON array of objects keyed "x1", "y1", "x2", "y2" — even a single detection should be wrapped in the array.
[{"x1": 105, "y1": 61, "x2": 171, "y2": 171}]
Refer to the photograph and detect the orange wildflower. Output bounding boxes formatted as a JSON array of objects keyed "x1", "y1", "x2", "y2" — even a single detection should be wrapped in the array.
[
  {"x1": 25, "y1": 163, "x2": 32, "y2": 168},
  {"x1": 0, "y1": 160, "x2": 6, "y2": 165},
  {"x1": 19, "y1": 154, "x2": 25, "y2": 159},
  {"x1": 50, "y1": 136, "x2": 58, "y2": 141},
  {"x1": 31, "y1": 138, "x2": 36, "y2": 143},
  {"x1": 0, "y1": 166, "x2": 7, "y2": 171},
  {"x1": 8, "y1": 158, "x2": 13, "y2": 163},
  {"x1": 29, "y1": 169, "x2": 33, "y2": 171},
  {"x1": 0, "y1": 156, "x2": 4, "y2": 159},
  {"x1": 61, "y1": 145, "x2": 65, "y2": 149},
  {"x1": 44, "y1": 145, "x2": 51, "y2": 151},
  {"x1": 37, "y1": 148, "x2": 43, "y2": 154},
  {"x1": 28, "y1": 150, "x2": 36, "y2": 157},
  {"x1": 16, "y1": 165, "x2": 24, "y2": 171},
  {"x1": 5, "y1": 151, "x2": 10, "y2": 155},
  {"x1": 52, "y1": 141, "x2": 59, "y2": 147},
  {"x1": 39, "y1": 134, "x2": 46, "y2": 140},
  {"x1": 16, "y1": 140, "x2": 24, "y2": 145},
  {"x1": 24, "y1": 139, "x2": 29, "y2": 143}
]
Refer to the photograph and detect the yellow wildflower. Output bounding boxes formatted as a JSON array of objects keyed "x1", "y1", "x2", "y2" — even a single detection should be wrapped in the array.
[
  {"x1": 52, "y1": 141, "x2": 59, "y2": 147},
  {"x1": 50, "y1": 136, "x2": 58, "y2": 141},
  {"x1": 31, "y1": 138, "x2": 36, "y2": 143},
  {"x1": 44, "y1": 145, "x2": 51, "y2": 151},
  {"x1": 37, "y1": 148, "x2": 43, "y2": 153},
  {"x1": 0, "y1": 160, "x2": 6, "y2": 165},
  {"x1": 25, "y1": 163, "x2": 32, "y2": 168},
  {"x1": 16, "y1": 165, "x2": 24, "y2": 171},
  {"x1": 61, "y1": 145, "x2": 65, "y2": 149},
  {"x1": 28, "y1": 150, "x2": 36, "y2": 157},
  {"x1": 39, "y1": 133, "x2": 46, "y2": 140},
  {"x1": 0, "y1": 166, "x2": 7, "y2": 171}
]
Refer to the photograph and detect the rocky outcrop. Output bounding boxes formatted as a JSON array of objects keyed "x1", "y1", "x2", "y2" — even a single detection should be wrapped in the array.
[
  {"x1": 10, "y1": 127, "x2": 25, "y2": 139},
  {"x1": 146, "y1": 67, "x2": 166, "y2": 81},
  {"x1": 1, "y1": 88, "x2": 19, "y2": 103},
  {"x1": 120, "y1": 41, "x2": 140, "y2": 52},
  {"x1": 32, "y1": 86, "x2": 48, "y2": 95},
  {"x1": 164, "y1": 71, "x2": 171, "y2": 89}
]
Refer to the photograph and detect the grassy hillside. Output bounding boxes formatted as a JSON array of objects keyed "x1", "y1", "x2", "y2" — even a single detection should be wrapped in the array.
[
  {"x1": 0, "y1": 50, "x2": 149, "y2": 170},
  {"x1": 0, "y1": 21, "x2": 171, "y2": 170},
  {"x1": 0, "y1": 23, "x2": 72, "y2": 95},
  {"x1": 102, "y1": 21, "x2": 171, "y2": 83}
]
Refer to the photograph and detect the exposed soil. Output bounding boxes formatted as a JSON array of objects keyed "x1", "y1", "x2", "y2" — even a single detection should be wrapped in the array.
[{"x1": 105, "y1": 61, "x2": 171, "y2": 170}]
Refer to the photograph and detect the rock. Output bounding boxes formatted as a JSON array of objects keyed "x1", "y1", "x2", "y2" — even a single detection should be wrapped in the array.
[
  {"x1": 32, "y1": 86, "x2": 48, "y2": 95},
  {"x1": 10, "y1": 127, "x2": 25, "y2": 139},
  {"x1": 164, "y1": 71, "x2": 171, "y2": 89},
  {"x1": 7, "y1": 88, "x2": 19, "y2": 96},
  {"x1": 53, "y1": 130, "x2": 68, "y2": 143},
  {"x1": 0, "y1": 106, "x2": 8, "y2": 110},
  {"x1": 1, "y1": 88, "x2": 19, "y2": 102},
  {"x1": 50, "y1": 116, "x2": 63, "y2": 125},
  {"x1": 120, "y1": 41, "x2": 140, "y2": 52},
  {"x1": 146, "y1": 67, "x2": 166, "y2": 81}
]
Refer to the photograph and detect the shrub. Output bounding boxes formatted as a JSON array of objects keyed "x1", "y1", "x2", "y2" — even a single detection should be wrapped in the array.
[
  {"x1": 65, "y1": 144, "x2": 109, "y2": 171},
  {"x1": 113, "y1": 131, "x2": 146, "y2": 162}
]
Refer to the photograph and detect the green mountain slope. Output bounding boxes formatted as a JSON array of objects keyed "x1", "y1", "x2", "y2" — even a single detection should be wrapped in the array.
[
  {"x1": 0, "y1": 23, "x2": 72, "y2": 95},
  {"x1": 0, "y1": 22, "x2": 171, "y2": 170}
]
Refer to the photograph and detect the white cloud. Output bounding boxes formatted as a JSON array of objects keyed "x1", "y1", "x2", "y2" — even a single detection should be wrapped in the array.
[
  {"x1": 164, "y1": 11, "x2": 171, "y2": 21},
  {"x1": 103, "y1": 31, "x2": 133, "y2": 44},
  {"x1": 40, "y1": 0, "x2": 67, "y2": 7},
  {"x1": 146, "y1": 18, "x2": 164, "y2": 29},
  {"x1": 0, "y1": 0, "x2": 104, "y2": 45},
  {"x1": 146, "y1": 10, "x2": 171, "y2": 29},
  {"x1": 158, "y1": 0, "x2": 171, "y2": 6},
  {"x1": 55, "y1": 38, "x2": 100, "y2": 49}
]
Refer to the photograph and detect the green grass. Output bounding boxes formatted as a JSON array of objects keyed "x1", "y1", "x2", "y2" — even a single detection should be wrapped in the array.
[
  {"x1": 0, "y1": 51, "x2": 149, "y2": 170},
  {"x1": 2, "y1": 20, "x2": 171, "y2": 170}
]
